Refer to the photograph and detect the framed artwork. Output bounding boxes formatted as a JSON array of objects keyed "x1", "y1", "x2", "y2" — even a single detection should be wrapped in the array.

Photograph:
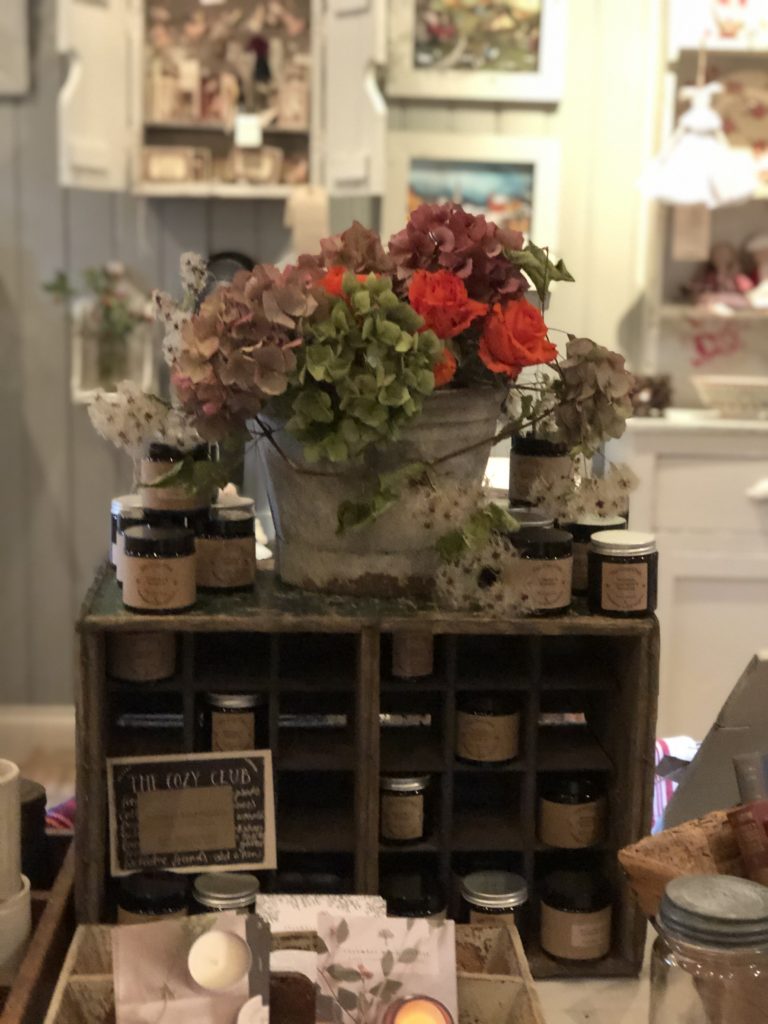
[
  {"x1": 669, "y1": 0, "x2": 768, "y2": 55},
  {"x1": 387, "y1": 0, "x2": 566, "y2": 103},
  {"x1": 383, "y1": 133, "x2": 561, "y2": 249}
]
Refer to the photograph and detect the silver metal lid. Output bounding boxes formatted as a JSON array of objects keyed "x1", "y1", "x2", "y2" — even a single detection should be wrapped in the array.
[
  {"x1": 568, "y1": 514, "x2": 627, "y2": 528},
  {"x1": 205, "y1": 693, "x2": 266, "y2": 710},
  {"x1": 193, "y1": 871, "x2": 260, "y2": 908},
  {"x1": 509, "y1": 507, "x2": 555, "y2": 530},
  {"x1": 460, "y1": 870, "x2": 528, "y2": 909},
  {"x1": 590, "y1": 529, "x2": 656, "y2": 557},
  {"x1": 660, "y1": 875, "x2": 768, "y2": 948},
  {"x1": 380, "y1": 775, "x2": 431, "y2": 793},
  {"x1": 215, "y1": 492, "x2": 256, "y2": 512},
  {"x1": 111, "y1": 494, "x2": 143, "y2": 515}
]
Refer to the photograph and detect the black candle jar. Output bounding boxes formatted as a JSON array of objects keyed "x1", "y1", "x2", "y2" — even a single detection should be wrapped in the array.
[
  {"x1": 117, "y1": 871, "x2": 189, "y2": 924},
  {"x1": 115, "y1": 505, "x2": 145, "y2": 586},
  {"x1": 198, "y1": 692, "x2": 269, "y2": 752},
  {"x1": 512, "y1": 527, "x2": 573, "y2": 615},
  {"x1": 509, "y1": 436, "x2": 571, "y2": 506},
  {"x1": 122, "y1": 525, "x2": 196, "y2": 613},
  {"x1": 379, "y1": 775, "x2": 431, "y2": 844},
  {"x1": 456, "y1": 692, "x2": 521, "y2": 765},
  {"x1": 191, "y1": 871, "x2": 260, "y2": 914},
  {"x1": 540, "y1": 870, "x2": 613, "y2": 962},
  {"x1": 538, "y1": 776, "x2": 607, "y2": 849},
  {"x1": 196, "y1": 509, "x2": 256, "y2": 592},
  {"x1": 588, "y1": 530, "x2": 658, "y2": 617},
  {"x1": 561, "y1": 516, "x2": 627, "y2": 595},
  {"x1": 380, "y1": 871, "x2": 446, "y2": 920},
  {"x1": 110, "y1": 494, "x2": 142, "y2": 569},
  {"x1": 460, "y1": 870, "x2": 528, "y2": 930}
]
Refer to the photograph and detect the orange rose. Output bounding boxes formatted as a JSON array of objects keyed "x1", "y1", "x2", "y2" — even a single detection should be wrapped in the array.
[
  {"x1": 433, "y1": 347, "x2": 457, "y2": 388},
  {"x1": 408, "y1": 269, "x2": 488, "y2": 339},
  {"x1": 479, "y1": 300, "x2": 557, "y2": 379},
  {"x1": 317, "y1": 265, "x2": 369, "y2": 298}
]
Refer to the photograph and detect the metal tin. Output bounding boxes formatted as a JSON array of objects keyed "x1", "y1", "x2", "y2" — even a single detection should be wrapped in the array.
[
  {"x1": 660, "y1": 875, "x2": 768, "y2": 948},
  {"x1": 192, "y1": 871, "x2": 260, "y2": 912}
]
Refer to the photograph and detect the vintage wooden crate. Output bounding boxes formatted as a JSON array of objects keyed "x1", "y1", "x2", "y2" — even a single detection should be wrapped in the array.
[
  {"x1": 0, "y1": 836, "x2": 75, "y2": 1024},
  {"x1": 43, "y1": 920, "x2": 545, "y2": 1024},
  {"x1": 77, "y1": 566, "x2": 660, "y2": 979}
]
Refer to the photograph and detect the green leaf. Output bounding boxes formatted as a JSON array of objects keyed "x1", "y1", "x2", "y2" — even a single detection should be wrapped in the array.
[
  {"x1": 337, "y1": 988, "x2": 359, "y2": 1011},
  {"x1": 381, "y1": 950, "x2": 394, "y2": 976},
  {"x1": 294, "y1": 388, "x2": 334, "y2": 423},
  {"x1": 506, "y1": 242, "x2": 575, "y2": 303},
  {"x1": 350, "y1": 398, "x2": 388, "y2": 428},
  {"x1": 378, "y1": 320, "x2": 401, "y2": 346},
  {"x1": 394, "y1": 331, "x2": 414, "y2": 353},
  {"x1": 336, "y1": 918, "x2": 349, "y2": 945},
  {"x1": 379, "y1": 383, "x2": 410, "y2": 407},
  {"x1": 378, "y1": 461, "x2": 429, "y2": 493},
  {"x1": 361, "y1": 315, "x2": 374, "y2": 341},
  {"x1": 326, "y1": 965, "x2": 359, "y2": 983},
  {"x1": 376, "y1": 288, "x2": 399, "y2": 309},
  {"x1": 323, "y1": 434, "x2": 349, "y2": 462},
  {"x1": 379, "y1": 979, "x2": 403, "y2": 1001},
  {"x1": 342, "y1": 271, "x2": 361, "y2": 294},
  {"x1": 351, "y1": 289, "x2": 371, "y2": 314},
  {"x1": 305, "y1": 344, "x2": 335, "y2": 381},
  {"x1": 414, "y1": 369, "x2": 436, "y2": 395},
  {"x1": 332, "y1": 301, "x2": 352, "y2": 331},
  {"x1": 398, "y1": 947, "x2": 419, "y2": 964},
  {"x1": 316, "y1": 993, "x2": 336, "y2": 1022}
]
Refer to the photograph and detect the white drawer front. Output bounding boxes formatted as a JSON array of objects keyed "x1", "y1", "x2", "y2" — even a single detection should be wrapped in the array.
[{"x1": 656, "y1": 455, "x2": 768, "y2": 533}]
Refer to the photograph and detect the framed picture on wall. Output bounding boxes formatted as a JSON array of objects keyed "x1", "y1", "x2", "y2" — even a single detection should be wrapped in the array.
[
  {"x1": 383, "y1": 133, "x2": 561, "y2": 249},
  {"x1": 386, "y1": 0, "x2": 566, "y2": 103}
]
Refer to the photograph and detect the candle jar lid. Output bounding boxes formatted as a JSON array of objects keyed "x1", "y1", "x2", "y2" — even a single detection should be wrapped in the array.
[
  {"x1": 146, "y1": 442, "x2": 209, "y2": 462},
  {"x1": 542, "y1": 870, "x2": 612, "y2": 913},
  {"x1": 457, "y1": 692, "x2": 519, "y2": 715},
  {"x1": 512, "y1": 527, "x2": 572, "y2": 559},
  {"x1": 563, "y1": 515, "x2": 627, "y2": 541},
  {"x1": 193, "y1": 871, "x2": 260, "y2": 909},
  {"x1": 590, "y1": 530, "x2": 656, "y2": 557},
  {"x1": 380, "y1": 872, "x2": 446, "y2": 918},
  {"x1": 380, "y1": 775, "x2": 431, "y2": 794},
  {"x1": 118, "y1": 871, "x2": 188, "y2": 915},
  {"x1": 124, "y1": 525, "x2": 195, "y2": 558},
  {"x1": 205, "y1": 692, "x2": 267, "y2": 710},
  {"x1": 111, "y1": 494, "x2": 143, "y2": 517},
  {"x1": 660, "y1": 875, "x2": 768, "y2": 948},
  {"x1": 203, "y1": 509, "x2": 255, "y2": 539},
  {"x1": 512, "y1": 436, "x2": 568, "y2": 457},
  {"x1": 461, "y1": 870, "x2": 528, "y2": 910},
  {"x1": 215, "y1": 492, "x2": 256, "y2": 513},
  {"x1": 540, "y1": 776, "x2": 604, "y2": 804},
  {"x1": 509, "y1": 507, "x2": 555, "y2": 530},
  {"x1": 118, "y1": 507, "x2": 146, "y2": 531}
]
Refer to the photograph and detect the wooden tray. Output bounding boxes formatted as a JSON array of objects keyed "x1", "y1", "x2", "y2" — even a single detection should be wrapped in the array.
[
  {"x1": 0, "y1": 835, "x2": 75, "y2": 1024},
  {"x1": 43, "y1": 920, "x2": 546, "y2": 1024}
]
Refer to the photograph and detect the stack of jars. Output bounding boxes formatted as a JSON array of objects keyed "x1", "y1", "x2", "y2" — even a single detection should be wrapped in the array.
[{"x1": 110, "y1": 444, "x2": 257, "y2": 614}]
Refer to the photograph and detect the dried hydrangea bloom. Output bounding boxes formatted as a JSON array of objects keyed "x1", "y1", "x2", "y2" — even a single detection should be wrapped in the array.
[
  {"x1": 388, "y1": 202, "x2": 528, "y2": 304},
  {"x1": 88, "y1": 382, "x2": 171, "y2": 457},
  {"x1": 318, "y1": 221, "x2": 394, "y2": 274},
  {"x1": 179, "y1": 251, "x2": 209, "y2": 297},
  {"x1": 553, "y1": 337, "x2": 635, "y2": 454}
]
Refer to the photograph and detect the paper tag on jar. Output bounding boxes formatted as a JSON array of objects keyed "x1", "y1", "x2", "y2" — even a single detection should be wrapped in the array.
[{"x1": 601, "y1": 562, "x2": 648, "y2": 612}]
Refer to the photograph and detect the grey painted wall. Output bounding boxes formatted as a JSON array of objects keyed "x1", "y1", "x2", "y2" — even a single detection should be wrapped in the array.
[{"x1": 0, "y1": 0, "x2": 661, "y2": 704}]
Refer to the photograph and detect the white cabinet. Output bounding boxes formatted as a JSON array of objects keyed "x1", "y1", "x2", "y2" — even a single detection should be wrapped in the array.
[
  {"x1": 615, "y1": 413, "x2": 768, "y2": 738},
  {"x1": 57, "y1": 0, "x2": 386, "y2": 199}
]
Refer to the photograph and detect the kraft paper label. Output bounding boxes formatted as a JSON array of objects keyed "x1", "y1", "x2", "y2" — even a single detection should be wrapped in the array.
[
  {"x1": 469, "y1": 909, "x2": 518, "y2": 926},
  {"x1": 137, "y1": 785, "x2": 236, "y2": 855},
  {"x1": 572, "y1": 542, "x2": 589, "y2": 592},
  {"x1": 197, "y1": 537, "x2": 256, "y2": 589},
  {"x1": 601, "y1": 562, "x2": 648, "y2": 612},
  {"x1": 510, "y1": 453, "x2": 572, "y2": 502},
  {"x1": 456, "y1": 711, "x2": 519, "y2": 763},
  {"x1": 117, "y1": 907, "x2": 187, "y2": 924},
  {"x1": 212, "y1": 711, "x2": 256, "y2": 752},
  {"x1": 380, "y1": 792, "x2": 424, "y2": 841},
  {"x1": 522, "y1": 557, "x2": 572, "y2": 610},
  {"x1": 541, "y1": 904, "x2": 612, "y2": 961},
  {"x1": 539, "y1": 797, "x2": 607, "y2": 849},
  {"x1": 107, "y1": 632, "x2": 176, "y2": 682},
  {"x1": 140, "y1": 459, "x2": 209, "y2": 511},
  {"x1": 123, "y1": 555, "x2": 196, "y2": 611}
]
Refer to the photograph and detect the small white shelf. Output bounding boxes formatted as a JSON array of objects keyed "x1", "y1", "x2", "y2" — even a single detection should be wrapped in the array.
[
  {"x1": 658, "y1": 303, "x2": 768, "y2": 323},
  {"x1": 134, "y1": 181, "x2": 297, "y2": 200}
]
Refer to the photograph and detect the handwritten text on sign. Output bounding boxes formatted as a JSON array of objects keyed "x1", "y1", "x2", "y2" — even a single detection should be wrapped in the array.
[{"x1": 107, "y1": 751, "x2": 276, "y2": 876}]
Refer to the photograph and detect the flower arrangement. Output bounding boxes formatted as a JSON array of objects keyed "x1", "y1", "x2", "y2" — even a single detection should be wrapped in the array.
[{"x1": 88, "y1": 202, "x2": 639, "y2": 602}]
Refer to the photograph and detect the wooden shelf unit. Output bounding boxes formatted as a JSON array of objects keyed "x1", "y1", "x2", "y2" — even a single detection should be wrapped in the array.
[{"x1": 77, "y1": 567, "x2": 659, "y2": 980}]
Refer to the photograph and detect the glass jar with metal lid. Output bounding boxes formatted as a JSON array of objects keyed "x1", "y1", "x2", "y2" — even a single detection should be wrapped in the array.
[
  {"x1": 110, "y1": 495, "x2": 142, "y2": 569},
  {"x1": 460, "y1": 870, "x2": 528, "y2": 929},
  {"x1": 117, "y1": 870, "x2": 189, "y2": 924},
  {"x1": 588, "y1": 530, "x2": 658, "y2": 617},
  {"x1": 380, "y1": 775, "x2": 431, "y2": 844},
  {"x1": 192, "y1": 871, "x2": 260, "y2": 914},
  {"x1": 196, "y1": 509, "x2": 257, "y2": 592},
  {"x1": 561, "y1": 515, "x2": 627, "y2": 595},
  {"x1": 509, "y1": 435, "x2": 571, "y2": 506},
  {"x1": 650, "y1": 875, "x2": 768, "y2": 1024},
  {"x1": 122, "y1": 526, "x2": 196, "y2": 613},
  {"x1": 512, "y1": 527, "x2": 573, "y2": 615},
  {"x1": 198, "y1": 692, "x2": 269, "y2": 752}
]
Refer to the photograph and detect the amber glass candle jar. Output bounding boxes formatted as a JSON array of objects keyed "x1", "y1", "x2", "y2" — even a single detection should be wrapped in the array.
[
  {"x1": 460, "y1": 870, "x2": 528, "y2": 929},
  {"x1": 512, "y1": 527, "x2": 573, "y2": 615},
  {"x1": 196, "y1": 509, "x2": 256, "y2": 592},
  {"x1": 538, "y1": 776, "x2": 607, "y2": 849},
  {"x1": 115, "y1": 505, "x2": 145, "y2": 586},
  {"x1": 122, "y1": 526, "x2": 196, "y2": 613},
  {"x1": 117, "y1": 871, "x2": 189, "y2": 924},
  {"x1": 562, "y1": 515, "x2": 627, "y2": 595},
  {"x1": 456, "y1": 693, "x2": 520, "y2": 765},
  {"x1": 107, "y1": 631, "x2": 177, "y2": 683},
  {"x1": 139, "y1": 443, "x2": 213, "y2": 514},
  {"x1": 509, "y1": 436, "x2": 571, "y2": 506},
  {"x1": 198, "y1": 692, "x2": 269, "y2": 752},
  {"x1": 379, "y1": 775, "x2": 431, "y2": 844},
  {"x1": 540, "y1": 870, "x2": 612, "y2": 962},
  {"x1": 588, "y1": 530, "x2": 658, "y2": 617},
  {"x1": 110, "y1": 495, "x2": 142, "y2": 568}
]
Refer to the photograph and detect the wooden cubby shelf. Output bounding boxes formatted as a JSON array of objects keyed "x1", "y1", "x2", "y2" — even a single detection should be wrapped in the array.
[{"x1": 78, "y1": 566, "x2": 659, "y2": 980}]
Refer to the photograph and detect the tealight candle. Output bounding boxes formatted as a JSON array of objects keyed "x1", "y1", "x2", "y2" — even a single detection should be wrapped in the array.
[
  {"x1": 187, "y1": 930, "x2": 252, "y2": 991},
  {"x1": 383, "y1": 997, "x2": 454, "y2": 1024}
]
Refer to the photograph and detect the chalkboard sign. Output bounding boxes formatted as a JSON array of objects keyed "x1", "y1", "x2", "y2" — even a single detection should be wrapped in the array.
[{"x1": 107, "y1": 750, "x2": 276, "y2": 876}]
